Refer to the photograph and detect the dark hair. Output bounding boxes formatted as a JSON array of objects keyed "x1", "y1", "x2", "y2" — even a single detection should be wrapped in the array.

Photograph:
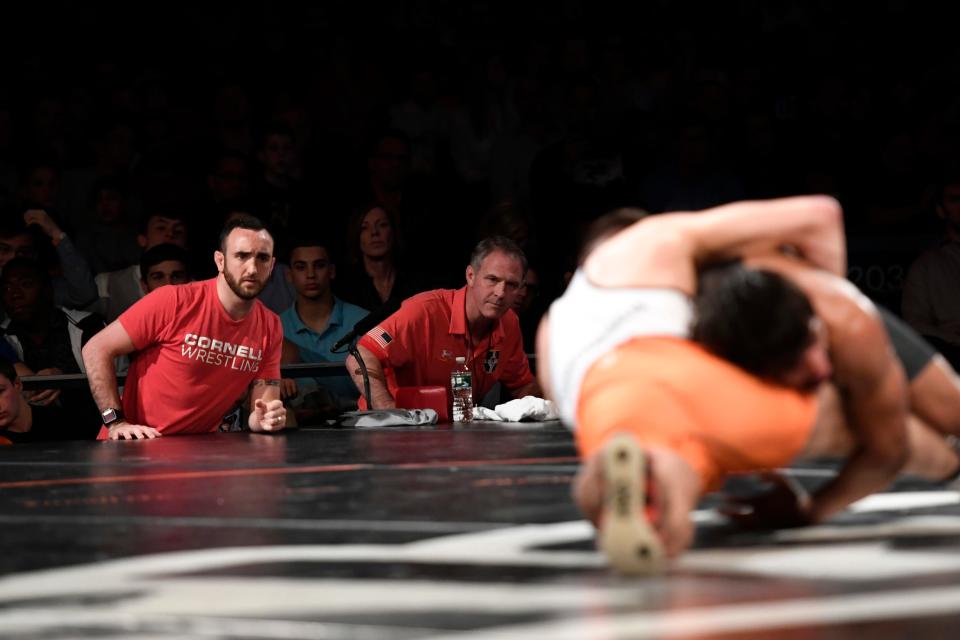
[
  {"x1": 0, "y1": 257, "x2": 51, "y2": 288},
  {"x1": 937, "y1": 164, "x2": 960, "y2": 204},
  {"x1": 216, "y1": 198, "x2": 260, "y2": 222},
  {"x1": 137, "y1": 171, "x2": 194, "y2": 233},
  {"x1": 469, "y1": 236, "x2": 528, "y2": 276},
  {"x1": 0, "y1": 215, "x2": 48, "y2": 266},
  {"x1": 140, "y1": 243, "x2": 189, "y2": 278},
  {"x1": 345, "y1": 204, "x2": 403, "y2": 265},
  {"x1": 287, "y1": 235, "x2": 332, "y2": 264},
  {"x1": 0, "y1": 359, "x2": 17, "y2": 385},
  {"x1": 17, "y1": 156, "x2": 59, "y2": 185},
  {"x1": 577, "y1": 207, "x2": 649, "y2": 266},
  {"x1": 138, "y1": 209, "x2": 187, "y2": 235},
  {"x1": 477, "y1": 201, "x2": 533, "y2": 248},
  {"x1": 0, "y1": 214, "x2": 31, "y2": 240},
  {"x1": 215, "y1": 198, "x2": 260, "y2": 223},
  {"x1": 366, "y1": 128, "x2": 411, "y2": 158},
  {"x1": 91, "y1": 116, "x2": 137, "y2": 143},
  {"x1": 87, "y1": 175, "x2": 129, "y2": 207},
  {"x1": 219, "y1": 215, "x2": 269, "y2": 252},
  {"x1": 209, "y1": 148, "x2": 250, "y2": 176},
  {"x1": 692, "y1": 262, "x2": 816, "y2": 378},
  {"x1": 259, "y1": 123, "x2": 296, "y2": 147}
]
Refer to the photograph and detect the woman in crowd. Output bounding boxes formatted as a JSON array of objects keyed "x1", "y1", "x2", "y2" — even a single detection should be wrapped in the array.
[{"x1": 336, "y1": 204, "x2": 429, "y2": 313}]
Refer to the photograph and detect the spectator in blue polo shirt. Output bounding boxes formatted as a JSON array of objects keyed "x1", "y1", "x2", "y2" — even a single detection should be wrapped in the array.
[{"x1": 280, "y1": 236, "x2": 368, "y2": 422}]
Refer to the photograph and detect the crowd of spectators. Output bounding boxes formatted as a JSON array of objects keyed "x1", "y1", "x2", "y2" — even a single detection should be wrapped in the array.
[{"x1": 2, "y1": 0, "x2": 960, "y2": 439}]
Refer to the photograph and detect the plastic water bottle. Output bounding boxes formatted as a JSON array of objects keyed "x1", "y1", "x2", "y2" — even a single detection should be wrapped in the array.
[{"x1": 451, "y1": 356, "x2": 474, "y2": 422}]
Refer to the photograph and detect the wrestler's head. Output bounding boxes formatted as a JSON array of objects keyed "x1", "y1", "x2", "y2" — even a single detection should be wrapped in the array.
[{"x1": 693, "y1": 262, "x2": 831, "y2": 392}]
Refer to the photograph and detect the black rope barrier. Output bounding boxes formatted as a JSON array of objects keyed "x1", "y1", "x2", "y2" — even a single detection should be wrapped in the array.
[{"x1": 19, "y1": 356, "x2": 538, "y2": 391}]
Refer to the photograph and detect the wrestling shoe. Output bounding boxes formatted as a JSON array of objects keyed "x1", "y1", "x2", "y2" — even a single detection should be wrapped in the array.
[{"x1": 598, "y1": 433, "x2": 666, "y2": 574}]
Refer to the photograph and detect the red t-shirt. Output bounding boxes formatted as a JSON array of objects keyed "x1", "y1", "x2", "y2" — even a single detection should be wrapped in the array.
[
  {"x1": 357, "y1": 287, "x2": 534, "y2": 405},
  {"x1": 98, "y1": 278, "x2": 282, "y2": 437}
]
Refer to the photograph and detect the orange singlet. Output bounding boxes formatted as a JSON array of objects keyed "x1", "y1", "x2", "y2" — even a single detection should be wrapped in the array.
[{"x1": 576, "y1": 337, "x2": 817, "y2": 492}]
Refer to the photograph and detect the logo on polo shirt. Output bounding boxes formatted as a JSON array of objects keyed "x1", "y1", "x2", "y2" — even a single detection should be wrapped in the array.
[
  {"x1": 484, "y1": 349, "x2": 500, "y2": 373},
  {"x1": 369, "y1": 328, "x2": 393, "y2": 351},
  {"x1": 440, "y1": 349, "x2": 453, "y2": 362}
]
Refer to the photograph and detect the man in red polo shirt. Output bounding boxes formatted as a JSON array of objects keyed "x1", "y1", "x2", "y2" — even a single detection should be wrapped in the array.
[{"x1": 346, "y1": 236, "x2": 541, "y2": 410}]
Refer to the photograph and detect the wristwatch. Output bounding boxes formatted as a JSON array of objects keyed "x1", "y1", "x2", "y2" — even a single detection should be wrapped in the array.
[{"x1": 101, "y1": 407, "x2": 126, "y2": 426}]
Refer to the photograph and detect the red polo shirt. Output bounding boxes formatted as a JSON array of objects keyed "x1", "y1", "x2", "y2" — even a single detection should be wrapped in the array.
[{"x1": 358, "y1": 287, "x2": 534, "y2": 405}]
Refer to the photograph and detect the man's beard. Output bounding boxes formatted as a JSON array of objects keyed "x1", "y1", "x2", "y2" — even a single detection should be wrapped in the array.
[{"x1": 223, "y1": 269, "x2": 265, "y2": 300}]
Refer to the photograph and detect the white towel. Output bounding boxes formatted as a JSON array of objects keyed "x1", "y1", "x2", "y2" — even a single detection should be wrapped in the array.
[
  {"x1": 473, "y1": 406, "x2": 504, "y2": 421},
  {"x1": 471, "y1": 396, "x2": 561, "y2": 422}
]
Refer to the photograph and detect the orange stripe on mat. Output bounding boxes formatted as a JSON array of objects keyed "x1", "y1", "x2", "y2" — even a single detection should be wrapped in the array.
[{"x1": 0, "y1": 456, "x2": 581, "y2": 490}]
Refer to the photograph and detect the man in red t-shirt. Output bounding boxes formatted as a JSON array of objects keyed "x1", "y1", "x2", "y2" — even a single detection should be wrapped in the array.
[
  {"x1": 345, "y1": 236, "x2": 541, "y2": 410},
  {"x1": 81, "y1": 216, "x2": 287, "y2": 439}
]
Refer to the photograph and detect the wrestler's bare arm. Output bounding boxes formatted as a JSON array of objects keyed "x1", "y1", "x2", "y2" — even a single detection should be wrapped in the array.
[
  {"x1": 585, "y1": 196, "x2": 845, "y2": 295},
  {"x1": 688, "y1": 196, "x2": 846, "y2": 277},
  {"x1": 744, "y1": 256, "x2": 910, "y2": 523},
  {"x1": 806, "y1": 310, "x2": 910, "y2": 523}
]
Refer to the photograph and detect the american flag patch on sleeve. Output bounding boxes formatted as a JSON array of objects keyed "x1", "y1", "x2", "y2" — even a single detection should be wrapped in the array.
[{"x1": 367, "y1": 326, "x2": 393, "y2": 350}]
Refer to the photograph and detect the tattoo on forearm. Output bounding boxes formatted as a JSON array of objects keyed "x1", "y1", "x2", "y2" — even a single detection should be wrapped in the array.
[{"x1": 352, "y1": 368, "x2": 385, "y2": 382}]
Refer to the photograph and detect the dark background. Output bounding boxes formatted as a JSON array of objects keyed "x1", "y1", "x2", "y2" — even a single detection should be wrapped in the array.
[{"x1": 0, "y1": 0, "x2": 955, "y2": 311}]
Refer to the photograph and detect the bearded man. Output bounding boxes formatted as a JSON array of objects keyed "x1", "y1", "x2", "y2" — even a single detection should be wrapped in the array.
[{"x1": 82, "y1": 216, "x2": 286, "y2": 439}]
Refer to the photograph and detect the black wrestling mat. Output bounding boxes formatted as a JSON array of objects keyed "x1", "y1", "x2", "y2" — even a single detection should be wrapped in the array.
[{"x1": 2, "y1": 423, "x2": 959, "y2": 639}]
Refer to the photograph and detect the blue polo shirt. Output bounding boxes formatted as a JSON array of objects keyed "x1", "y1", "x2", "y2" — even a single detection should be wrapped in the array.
[{"x1": 280, "y1": 298, "x2": 369, "y2": 409}]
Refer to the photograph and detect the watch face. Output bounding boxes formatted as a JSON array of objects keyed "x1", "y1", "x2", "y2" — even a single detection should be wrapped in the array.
[{"x1": 102, "y1": 408, "x2": 118, "y2": 424}]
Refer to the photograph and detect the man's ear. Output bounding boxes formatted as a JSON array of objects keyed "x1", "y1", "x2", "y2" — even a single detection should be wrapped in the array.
[
  {"x1": 137, "y1": 234, "x2": 147, "y2": 248},
  {"x1": 214, "y1": 250, "x2": 225, "y2": 273},
  {"x1": 465, "y1": 264, "x2": 475, "y2": 286}
]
